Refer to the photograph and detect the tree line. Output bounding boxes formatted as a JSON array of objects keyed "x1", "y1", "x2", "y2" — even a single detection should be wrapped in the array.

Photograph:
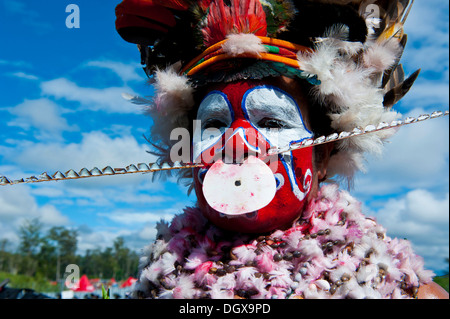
[{"x1": 0, "y1": 218, "x2": 139, "y2": 284}]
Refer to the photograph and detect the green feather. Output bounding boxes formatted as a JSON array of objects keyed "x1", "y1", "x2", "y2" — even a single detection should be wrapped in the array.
[
  {"x1": 268, "y1": 62, "x2": 321, "y2": 85},
  {"x1": 261, "y1": 0, "x2": 297, "y2": 36}
]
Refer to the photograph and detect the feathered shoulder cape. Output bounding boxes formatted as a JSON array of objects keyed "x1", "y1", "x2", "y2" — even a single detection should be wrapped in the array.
[{"x1": 132, "y1": 184, "x2": 433, "y2": 299}]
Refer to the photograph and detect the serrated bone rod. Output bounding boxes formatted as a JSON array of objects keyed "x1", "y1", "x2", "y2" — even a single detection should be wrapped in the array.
[
  {"x1": 0, "y1": 163, "x2": 203, "y2": 186},
  {"x1": 0, "y1": 110, "x2": 448, "y2": 186},
  {"x1": 269, "y1": 110, "x2": 448, "y2": 155}
]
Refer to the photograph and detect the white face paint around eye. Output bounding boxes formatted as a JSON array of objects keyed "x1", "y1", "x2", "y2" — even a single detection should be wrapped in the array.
[
  {"x1": 242, "y1": 86, "x2": 313, "y2": 149},
  {"x1": 196, "y1": 91, "x2": 234, "y2": 129},
  {"x1": 193, "y1": 91, "x2": 234, "y2": 162}
]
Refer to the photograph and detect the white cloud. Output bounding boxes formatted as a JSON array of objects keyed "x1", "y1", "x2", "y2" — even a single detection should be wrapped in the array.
[
  {"x1": 39, "y1": 204, "x2": 70, "y2": 226},
  {"x1": 401, "y1": 81, "x2": 449, "y2": 107},
  {"x1": 84, "y1": 60, "x2": 142, "y2": 83},
  {"x1": 0, "y1": 130, "x2": 169, "y2": 231},
  {"x1": 353, "y1": 107, "x2": 449, "y2": 199},
  {"x1": 29, "y1": 186, "x2": 65, "y2": 198},
  {"x1": 400, "y1": 0, "x2": 449, "y2": 107},
  {"x1": 404, "y1": 0, "x2": 449, "y2": 45},
  {"x1": 0, "y1": 59, "x2": 32, "y2": 68},
  {"x1": 98, "y1": 208, "x2": 178, "y2": 226},
  {"x1": 74, "y1": 224, "x2": 157, "y2": 253},
  {"x1": 6, "y1": 98, "x2": 78, "y2": 139},
  {"x1": 406, "y1": 189, "x2": 450, "y2": 224},
  {"x1": 138, "y1": 225, "x2": 158, "y2": 241},
  {"x1": 0, "y1": 186, "x2": 36, "y2": 221},
  {"x1": 112, "y1": 193, "x2": 173, "y2": 205},
  {"x1": 0, "y1": 184, "x2": 70, "y2": 248},
  {"x1": 40, "y1": 78, "x2": 144, "y2": 114},
  {"x1": 75, "y1": 207, "x2": 180, "y2": 252},
  {"x1": 50, "y1": 181, "x2": 170, "y2": 209},
  {"x1": 76, "y1": 228, "x2": 134, "y2": 252},
  {"x1": 352, "y1": 2, "x2": 450, "y2": 273},
  {"x1": 103, "y1": 124, "x2": 134, "y2": 137},
  {"x1": 8, "y1": 71, "x2": 39, "y2": 81},
  {"x1": 373, "y1": 189, "x2": 449, "y2": 272},
  {"x1": 401, "y1": 0, "x2": 449, "y2": 101},
  {"x1": 2, "y1": 130, "x2": 156, "y2": 176}
]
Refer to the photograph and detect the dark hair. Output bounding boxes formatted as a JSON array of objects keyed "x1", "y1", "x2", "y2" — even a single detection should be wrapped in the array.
[{"x1": 300, "y1": 82, "x2": 334, "y2": 139}]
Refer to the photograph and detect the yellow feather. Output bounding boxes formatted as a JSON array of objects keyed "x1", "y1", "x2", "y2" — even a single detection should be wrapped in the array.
[{"x1": 378, "y1": 22, "x2": 404, "y2": 41}]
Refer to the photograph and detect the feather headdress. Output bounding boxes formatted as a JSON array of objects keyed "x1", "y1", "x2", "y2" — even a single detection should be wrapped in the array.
[{"x1": 116, "y1": 0, "x2": 420, "y2": 186}]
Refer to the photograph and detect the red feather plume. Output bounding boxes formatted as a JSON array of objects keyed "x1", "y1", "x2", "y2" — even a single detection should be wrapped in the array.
[{"x1": 202, "y1": 0, "x2": 267, "y2": 47}]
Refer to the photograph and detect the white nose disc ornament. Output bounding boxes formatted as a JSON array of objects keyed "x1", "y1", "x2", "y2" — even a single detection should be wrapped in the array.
[{"x1": 202, "y1": 156, "x2": 276, "y2": 216}]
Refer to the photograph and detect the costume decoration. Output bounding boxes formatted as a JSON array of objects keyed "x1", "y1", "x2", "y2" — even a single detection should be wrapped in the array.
[
  {"x1": 193, "y1": 81, "x2": 314, "y2": 233},
  {"x1": 113, "y1": 0, "x2": 443, "y2": 299},
  {"x1": 1, "y1": 110, "x2": 447, "y2": 187},
  {"x1": 5, "y1": 1, "x2": 446, "y2": 189},
  {"x1": 132, "y1": 184, "x2": 434, "y2": 299},
  {"x1": 1, "y1": 0, "x2": 445, "y2": 299},
  {"x1": 115, "y1": 0, "x2": 421, "y2": 186}
]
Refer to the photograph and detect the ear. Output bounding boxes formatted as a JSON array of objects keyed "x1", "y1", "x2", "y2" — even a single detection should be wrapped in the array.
[{"x1": 316, "y1": 142, "x2": 335, "y2": 182}]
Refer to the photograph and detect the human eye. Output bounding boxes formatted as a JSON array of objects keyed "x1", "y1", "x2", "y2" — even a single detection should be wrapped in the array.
[
  {"x1": 203, "y1": 118, "x2": 228, "y2": 130},
  {"x1": 257, "y1": 117, "x2": 286, "y2": 129},
  {"x1": 197, "y1": 92, "x2": 233, "y2": 131}
]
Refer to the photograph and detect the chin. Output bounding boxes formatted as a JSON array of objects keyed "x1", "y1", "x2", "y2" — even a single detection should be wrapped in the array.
[{"x1": 196, "y1": 189, "x2": 305, "y2": 233}]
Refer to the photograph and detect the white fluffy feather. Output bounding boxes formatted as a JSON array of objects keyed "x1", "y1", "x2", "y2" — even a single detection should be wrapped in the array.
[
  {"x1": 296, "y1": 23, "x2": 403, "y2": 185},
  {"x1": 363, "y1": 39, "x2": 402, "y2": 73},
  {"x1": 222, "y1": 33, "x2": 265, "y2": 57},
  {"x1": 137, "y1": 14, "x2": 406, "y2": 187},
  {"x1": 145, "y1": 65, "x2": 196, "y2": 179},
  {"x1": 326, "y1": 151, "x2": 366, "y2": 186},
  {"x1": 152, "y1": 66, "x2": 195, "y2": 117}
]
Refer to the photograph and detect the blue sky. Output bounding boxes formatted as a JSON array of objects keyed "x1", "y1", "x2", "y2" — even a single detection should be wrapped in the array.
[{"x1": 0, "y1": 0, "x2": 448, "y2": 275}]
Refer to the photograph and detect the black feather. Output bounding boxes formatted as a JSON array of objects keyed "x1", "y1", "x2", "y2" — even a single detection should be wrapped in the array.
[
  {"x1": 381, "y1": 33, "x2": 408, "y2": 89},
  {"x1": 278, "y1": 0, "x2": 368, "y2": 46},
  {"x1": 383, "y1": 68, "x2": 420, "y2": 108}
]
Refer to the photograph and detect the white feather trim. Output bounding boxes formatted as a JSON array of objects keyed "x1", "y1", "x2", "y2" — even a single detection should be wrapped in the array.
[
  {"x1": 135, "y1": 17, "x2": 407, "y2": 188},
  {"x1": 296, "y1": 22, "x2": 404, "y2": 184},
  {"x1": 137, "y1": 64, "x2": 196, "y2": 187},
  {"x1": 363, "y1": 39, "x2": 402, "y2": 73},
  {"x1": 326, "y1": 151, "x2": 366, "y2": 186},
  {"x1": 222, "y1": 33, "x2": 265, "y2": 57},
  {"x1": 152, "y1": 66, "x2": 194, "y2": 118}
]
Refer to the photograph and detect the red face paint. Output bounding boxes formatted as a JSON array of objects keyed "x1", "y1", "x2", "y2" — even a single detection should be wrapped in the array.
[{"x1": 193, "y1": 81, "x2": 314, "y2": 233}]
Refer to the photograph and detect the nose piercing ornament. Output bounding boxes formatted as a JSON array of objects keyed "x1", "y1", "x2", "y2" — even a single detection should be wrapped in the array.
[{"x1": 202, "y1": 156, "x2": 276, "y2": 216}]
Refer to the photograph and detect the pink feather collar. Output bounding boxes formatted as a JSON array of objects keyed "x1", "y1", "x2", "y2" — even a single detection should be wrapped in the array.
[{"x1": 132, "y1": 184, "x2": 434, "y2": 299}]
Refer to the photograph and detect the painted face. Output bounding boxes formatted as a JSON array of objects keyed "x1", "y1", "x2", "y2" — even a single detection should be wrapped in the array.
[{"x1": 193, "y1": 81, "x2": 314, "y2": 233}]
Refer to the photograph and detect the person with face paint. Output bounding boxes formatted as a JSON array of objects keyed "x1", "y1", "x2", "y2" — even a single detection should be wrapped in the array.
[
  {"x1": 193, "y1": 79, "x2": 316, "y2": 233},
  {"x1": 116, "y1": 0, "x2": 448, "y2": 299}
]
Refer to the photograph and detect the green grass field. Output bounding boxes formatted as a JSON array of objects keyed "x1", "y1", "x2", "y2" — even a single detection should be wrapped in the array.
[
  {"x1": 0, "y1": 272, "x2": 60, "y2": 294},
  {"x1": 433, "y1": 275, "x2": 449, "y2": 292}
]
